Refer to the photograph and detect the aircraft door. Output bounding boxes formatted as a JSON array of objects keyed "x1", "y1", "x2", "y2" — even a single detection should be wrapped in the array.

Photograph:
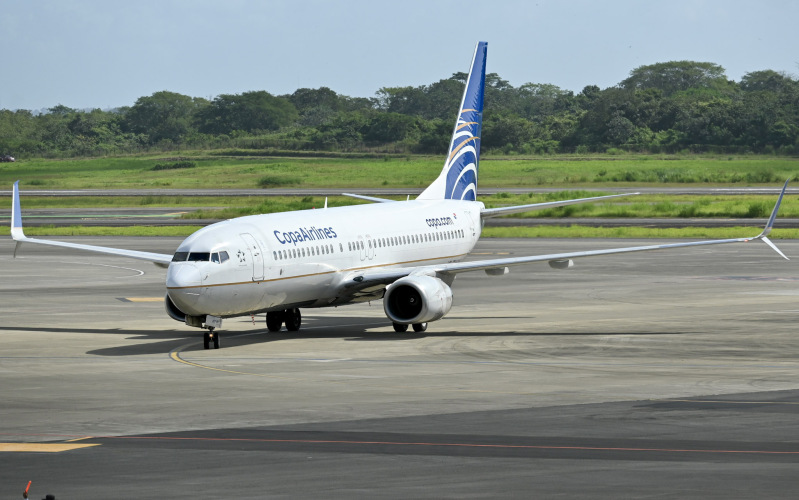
[
  {"x1": 366, "y1": 234, "x2": 375, "y2": 260},
  {"x1": 240, "y1": 233, "x2": 265, "y2": 281},
  {"x1": 464, "y1": 209, "x2": 478, "y2": 237},
  {"x1": 357, "y1": 235, "x2": 366, "y2": 262}
]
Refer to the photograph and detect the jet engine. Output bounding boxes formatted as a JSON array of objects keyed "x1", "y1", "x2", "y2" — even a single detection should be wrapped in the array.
[
  {"x1": 165, "y1": 294, "x2": 208, "y2": 328},
  {"x1": 384, "y1": 275, "x2": 453, "y2": 325},
  {"x1": 165, "y1": 293, "x2": 187, "y2": 323}
]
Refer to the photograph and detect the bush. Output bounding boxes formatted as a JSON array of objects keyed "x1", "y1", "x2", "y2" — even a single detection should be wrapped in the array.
[
  {"x1": 258, "y1": 175, "x2": 301, "y2": 188},
  {"x1": 746, "y1": 201, "x2": 770, "y2": 218},
  {"x1": 152, "y1": 161, "x2": 196, "y2": 171}
]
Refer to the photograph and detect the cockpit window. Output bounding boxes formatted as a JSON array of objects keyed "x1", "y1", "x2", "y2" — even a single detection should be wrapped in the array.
[
  {"x1": 172, "y1": 252, "x2": 189, "y2": 262},
  {"x1": 174, "y1": 250, "x2": 229, "y2": 263}
]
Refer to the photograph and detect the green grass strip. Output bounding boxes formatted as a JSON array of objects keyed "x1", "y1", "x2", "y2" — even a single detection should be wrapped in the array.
[{"x1": 0, "y1": 226, "x2": 203, "y2": 237}]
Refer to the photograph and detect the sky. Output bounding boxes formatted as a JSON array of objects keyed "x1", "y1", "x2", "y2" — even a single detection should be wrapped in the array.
[{"x1": 1, "y1": 0, "x2": 797, "y2": 111}]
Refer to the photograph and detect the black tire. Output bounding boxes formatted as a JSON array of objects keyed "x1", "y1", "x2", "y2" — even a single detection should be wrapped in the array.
[
  {"x1": 203, "y1": 331, "x2": 210, "y2": 350},
  {"x1": 213, "y1": 332, "x2": 220, "y2": 349},
  {"x1": 392, "y1": 322, "x2": 408, "y2": 333},
  {"x1": 412, "y1": 322, "x2": 428, "y2": 333},
  {"x1": 285, "y1": 308, "x2": 302, "y2": 332},
  {"x1": 266, "y1": 312, "x2": 283, "y2": 332}
]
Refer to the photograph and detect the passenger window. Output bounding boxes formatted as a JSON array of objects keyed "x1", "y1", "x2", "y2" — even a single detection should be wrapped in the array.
[{"x1": 339, "y1": 243, "x2": 343, "y2": 252}]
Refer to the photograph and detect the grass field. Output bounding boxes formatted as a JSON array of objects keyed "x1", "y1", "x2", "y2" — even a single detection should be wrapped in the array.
[
  {"x1": 2, "y1": 153, "x2": 798, "y2": 190},
  {"x1": 2, "y1": 152, "x2": 798, "y2": 238},
  {"x1": 4, "y1": 192, "x2": 798, "y2": 220}
]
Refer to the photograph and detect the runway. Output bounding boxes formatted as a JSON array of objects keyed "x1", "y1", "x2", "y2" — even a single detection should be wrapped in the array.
[{"x1": 2, "y1": 237, "x2": 799, "y2": 498}]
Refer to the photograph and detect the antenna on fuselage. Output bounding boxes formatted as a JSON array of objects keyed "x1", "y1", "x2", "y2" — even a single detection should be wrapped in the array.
[{"x1": 324, "y1": 197, "x2": 328, "y2": 209}]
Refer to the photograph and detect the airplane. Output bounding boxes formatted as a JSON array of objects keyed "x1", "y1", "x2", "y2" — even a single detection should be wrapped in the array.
[{"x1": 10, "y1": 41, "x2": 790, "y2": 349}]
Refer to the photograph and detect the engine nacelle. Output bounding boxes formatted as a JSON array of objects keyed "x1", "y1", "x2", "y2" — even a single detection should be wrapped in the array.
[
  {"x1": 165, "y1": 293, "x2": 186, "y2": 323},
  {"x1": 165, "y1": 294, "x2": 208, "y2": 328},
  {"x1": 384, "y1": 275, "x2": 453, "y2": 325}
]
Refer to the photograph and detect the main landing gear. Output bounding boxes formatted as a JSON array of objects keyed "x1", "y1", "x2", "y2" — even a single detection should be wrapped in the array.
[
  {"x1": 203, "y1": 328, "x2": 219, "y2": 350},
  {"x1": 392, "y1": 322, "x2": 427, "y2": 333},
  {"x1": 266, "y1": 308, "x2": 302, "y2": 333}
]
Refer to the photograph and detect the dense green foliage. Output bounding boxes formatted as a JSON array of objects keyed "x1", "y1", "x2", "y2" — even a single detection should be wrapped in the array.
[{"x1": 1, "y1": 62, "x2": 798, "y2": 158}]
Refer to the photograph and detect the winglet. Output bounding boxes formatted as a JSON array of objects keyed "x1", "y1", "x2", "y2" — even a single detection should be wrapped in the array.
[
  {"x1": 757, "y1": 179, "x2": 789, "y2": 239},
  {"x1": 754, "y1": 179, "x2": 789, "y2": 260},
  {"x1": 11, "y1": 181, "x2": 26, "y2": 241}
]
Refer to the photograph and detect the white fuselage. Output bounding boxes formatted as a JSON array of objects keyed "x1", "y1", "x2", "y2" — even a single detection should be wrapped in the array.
[{"x1": 166, "y1": 199, "x2": 484, "y2": 318}]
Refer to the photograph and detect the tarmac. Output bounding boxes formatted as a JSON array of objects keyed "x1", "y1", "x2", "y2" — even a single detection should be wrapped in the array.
[{"x1": 2, "y1": 236, "x2": 799, "y2": 498}]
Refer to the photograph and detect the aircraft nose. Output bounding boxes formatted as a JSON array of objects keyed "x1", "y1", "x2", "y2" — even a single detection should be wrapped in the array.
[{"x1": 166, "y1": 264, "x2": 203, "y2": 315}]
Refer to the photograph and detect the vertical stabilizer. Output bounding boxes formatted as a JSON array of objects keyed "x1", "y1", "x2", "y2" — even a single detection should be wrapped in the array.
[{"x1": 418, "y1": 41, "x2": 487, "y2": 201}]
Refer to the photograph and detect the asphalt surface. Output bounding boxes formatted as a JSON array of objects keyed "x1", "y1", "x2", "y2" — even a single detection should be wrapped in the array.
[{"x1": 2, "y1": 237, "x2": 799, "y2": 498}]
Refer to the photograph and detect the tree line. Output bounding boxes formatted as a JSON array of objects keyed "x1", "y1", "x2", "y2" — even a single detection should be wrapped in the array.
[{"x1": 1, "y1": 61, "x2": 797, "y2": 158}]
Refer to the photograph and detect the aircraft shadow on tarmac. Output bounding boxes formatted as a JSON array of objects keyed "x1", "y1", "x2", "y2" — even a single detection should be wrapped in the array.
[
  {"x1": 0, "y1": 322, "x2": 696, "y2": 357},
  {"x1": 0, "y1": 325, "x2": 198, "y2": 356}
]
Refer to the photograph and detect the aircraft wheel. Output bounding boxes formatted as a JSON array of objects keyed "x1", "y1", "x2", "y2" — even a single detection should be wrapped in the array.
[
  {"x1": 392, "y1": 322, "x2": 408, "y2": 333},
  {"x1": 412, "y1": 322, "x2": 428, "y2": 333},
  {"x1": 285, "y1": 308, "x2": 302, "y2": 332},
  {"x1": 266, "y1": 312, "x2": 283, "y2": 332},
  {"x1": 203, "y1": 331, "x2": 210, "y2": 350},
  {"x1": 212, "y1": 331, "x2": 220, "y2": 349}
]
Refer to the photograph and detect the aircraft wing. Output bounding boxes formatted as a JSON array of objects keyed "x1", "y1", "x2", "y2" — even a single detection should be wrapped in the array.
[
  {"x1": 342, "y1": 193, "x2": 398, "y2": 203},
  {"x1": 347, "y1": 180, "x2": 789, "y2": 286},
  {"x1": 10, "y1": 181, "x2": 173, "y2": 267},
  {"x1": 480, "y1": 192, "x2": 638, "y2": 218}
]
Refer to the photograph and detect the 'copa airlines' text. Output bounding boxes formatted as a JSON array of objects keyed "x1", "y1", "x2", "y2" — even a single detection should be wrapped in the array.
[{"x1": 274, "y1": 226, "x2": 338, "y2": 246}]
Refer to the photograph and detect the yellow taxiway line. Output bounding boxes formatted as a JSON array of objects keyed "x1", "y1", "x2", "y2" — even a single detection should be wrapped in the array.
[{"x1": 0, "y1": 442, "x2": 100, "y2": 452}]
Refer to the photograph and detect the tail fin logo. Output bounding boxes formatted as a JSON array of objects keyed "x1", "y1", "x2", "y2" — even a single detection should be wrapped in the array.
[{"x1": 445, "y1": 107, "x2": 482, "y2": 201}]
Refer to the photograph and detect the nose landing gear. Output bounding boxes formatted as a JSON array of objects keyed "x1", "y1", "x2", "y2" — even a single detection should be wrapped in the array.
[{"x1": 203, "y1": 328, "x2": 220, "y2": 349}]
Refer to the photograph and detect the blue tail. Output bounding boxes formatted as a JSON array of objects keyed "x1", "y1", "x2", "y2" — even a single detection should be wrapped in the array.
[{"x1": 418, "y1": 41, "x2": 487, "y2": 201}]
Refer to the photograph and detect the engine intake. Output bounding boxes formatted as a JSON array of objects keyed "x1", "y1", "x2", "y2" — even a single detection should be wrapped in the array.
[
  {"x1": 384, "y1": 275, "x2": 453, "y2": 325},
  {"x1": 165, "y1": 293, "x2": 187, "y2": 323}
]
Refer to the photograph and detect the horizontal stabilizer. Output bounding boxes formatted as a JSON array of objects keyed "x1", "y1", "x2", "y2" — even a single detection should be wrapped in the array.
[{"x1": 342, "y1": 193, "x2": 397, "y2": 203}]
